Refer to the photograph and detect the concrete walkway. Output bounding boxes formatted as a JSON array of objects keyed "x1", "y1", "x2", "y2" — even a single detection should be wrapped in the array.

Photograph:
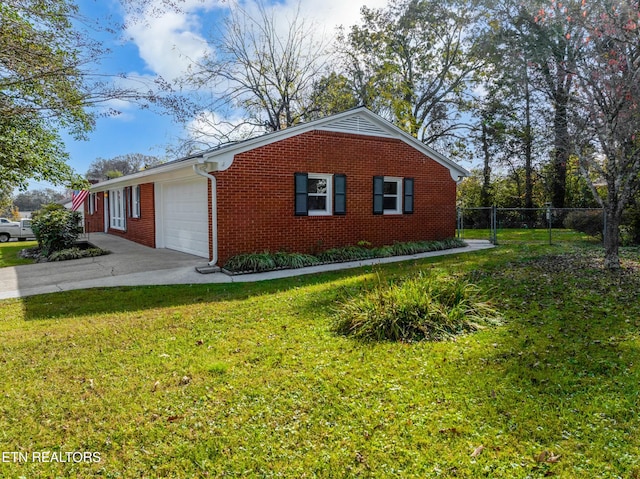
[{"x1": 0, "y1": 234, "x2": 494, "y2": 299}]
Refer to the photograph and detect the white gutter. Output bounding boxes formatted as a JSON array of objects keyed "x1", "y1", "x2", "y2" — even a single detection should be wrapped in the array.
[{"x1": 193, "y1": 164, "x2": 218, "y2": 267}]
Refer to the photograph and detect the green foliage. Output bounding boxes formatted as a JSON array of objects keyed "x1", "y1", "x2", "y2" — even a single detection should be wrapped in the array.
[
  {"x1": 223, "y1": 252, "x2": 276, "y2": 273},
  {"x1": 339, "y1": 0, "x2": 483, "y2": 147},
  {"x1": 30, "y1": 204, "x2": 82, "y2": 257},
  {"x1": 271, "y1": 252, "x2": 320, "y2": 269},
  {"x1": 308, "y1": 72, "x2": 360, "y2": 118},
  {"x1": 316, "y1": 245, "x2": 375, "y2": 263},
  {"x1": 0, "y1": 0, "x2": 94, "y2": 190},
  {"x1": 2, "y1": 244, "x2": 640, "y2": 477},
  {"x1": 48, "y1": 247, "x2": 109, "y2": 262},
  {"x1": 12, "y1": 188, "x2": 65, "y2": 212},
  {"x1": 224, "y1": 239, "x2": 467, "y2": 273},
  {"x1": 622, "y1": 202, "x2": 640, "y2": 245},
  {"x1": 564, "y1": 210, "x2": 604, "y2": 238},
  {"x1": 334, "y1": 272, "x2": 500, "y2": 342}
]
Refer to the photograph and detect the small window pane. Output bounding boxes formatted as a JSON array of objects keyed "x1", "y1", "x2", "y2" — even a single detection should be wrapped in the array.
[
  {"x1": 308, "y1": 178, "x2": 328, "y2": 194},
  {"x1": 383, "y1": 181, "x2": 398, "y2": 195},
  {"x1": 383, "y1": 196, "x2": 397, "y2": 210},
  {"x1": 308, "y1": 196, "x2": 327, "y2": 211}
]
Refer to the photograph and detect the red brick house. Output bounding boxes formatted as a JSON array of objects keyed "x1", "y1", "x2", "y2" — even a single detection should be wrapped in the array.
[{"x1": 84, "y1": 108, "x2": 469, "y2": 266}]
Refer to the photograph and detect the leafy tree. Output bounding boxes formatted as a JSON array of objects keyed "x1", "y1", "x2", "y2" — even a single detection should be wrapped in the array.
[
  {"x1": 1, "y1": 0, "x2": 174, "y2": 191},
  {"x1": 13, "y1": 189, "x2": 65, "y2": 212},
  {"x1": 0, "y1": 0, "x2": 94, "y2": 190},
  {"x1": 0, "y1": 185, "x2": 13, "y2": 217},
  {"x1": 307, "y1": 73, "x2": 360, "y2": 119},
  {"x1": 511, "y1": 0, "x2": 586, "y2": 208},
  {"x1": 336, "y1": 0, "x2": 487, "y2": 152},
  {"x1": 86, "y1": 154, "x2": 164, "y2": 182}
]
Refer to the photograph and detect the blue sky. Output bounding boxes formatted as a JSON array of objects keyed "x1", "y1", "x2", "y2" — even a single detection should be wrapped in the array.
[{"x1": 36, "y1": 0, "x2": 388, "y2": 192}]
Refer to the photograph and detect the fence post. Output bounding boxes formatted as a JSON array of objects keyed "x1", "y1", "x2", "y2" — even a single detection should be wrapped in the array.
[
  {"x1": 491, "y1": 205, "x2": 498, "y2": 245},
  {"x1": 602, "y1": 208, "x2": 607, "y2": 246},
  {"x1": 545, "y1": 203, "x2": 552, "y2": 245},
  {"x1": 457, "y1": 208, "x2": 463, "y2": 239}
]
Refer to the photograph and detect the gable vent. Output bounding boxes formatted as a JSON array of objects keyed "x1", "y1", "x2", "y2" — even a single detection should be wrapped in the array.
[{"x1": 320, "y1": 115, "x2": 394, "y2": 138}]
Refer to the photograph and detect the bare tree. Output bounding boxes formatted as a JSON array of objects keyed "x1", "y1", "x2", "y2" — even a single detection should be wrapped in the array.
[
  {"x1": 86, "y1": 153, "x2": 164, "y2": 182},
  {"x1": 180, "y1": 1, "x2": 329, "y2": 147}
]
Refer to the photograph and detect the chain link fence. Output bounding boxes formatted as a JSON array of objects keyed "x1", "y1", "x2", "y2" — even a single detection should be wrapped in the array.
[{"x1": 457, "y1": 206, "x2": 605, "y2": 245}]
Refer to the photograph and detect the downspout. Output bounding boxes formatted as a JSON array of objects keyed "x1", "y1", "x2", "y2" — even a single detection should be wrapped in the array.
[{"x1": 193, "y1": 164, "x2": 218, "y2": 267}]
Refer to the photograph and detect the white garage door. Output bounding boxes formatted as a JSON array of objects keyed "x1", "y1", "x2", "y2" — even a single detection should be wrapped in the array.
[{"x1": 161, "y1": 178, "x2": 209, "y2": 258}]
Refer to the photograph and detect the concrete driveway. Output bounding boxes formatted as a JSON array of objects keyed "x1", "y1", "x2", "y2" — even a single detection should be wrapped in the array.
[
  {"x1": 0, "y1": 233, "x2": 216, "y2": 299},
  {"x1": 0, "y1": 234, "x2": 494, "y2": 299}
]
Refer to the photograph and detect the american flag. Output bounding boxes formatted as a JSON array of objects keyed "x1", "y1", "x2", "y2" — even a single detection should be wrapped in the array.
[{"x1": 71, "y1": 190, "x2": 89, "y2": 211}]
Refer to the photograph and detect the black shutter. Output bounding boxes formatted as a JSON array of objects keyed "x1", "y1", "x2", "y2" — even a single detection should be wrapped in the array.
[
  {"x1": 373, "y1": 176, "x2": 384, "y2": 215},
  {"x1": 403, "y1": 178, "x2": 414, "y2": 214},
  {"x1": 126, "y1": 186, "x2": 131, "y2": 218},
  {"x1": 334, "y1": 174, "x2": 346, "y2": 215},
  {"x1": 294, "y1": 173, "x2": 308, "y2": 216}
]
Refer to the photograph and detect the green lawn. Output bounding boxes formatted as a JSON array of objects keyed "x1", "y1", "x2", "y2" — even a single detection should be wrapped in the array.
[
  {"x1": 458, "y1": 228, "x2": 597, "y2": 244},
  {"x1": 0, "y1": 240, "x2": 37, "y2": 267},
  {"x1": 1, "y1": 243, "x2": 639, "y2": 478}
]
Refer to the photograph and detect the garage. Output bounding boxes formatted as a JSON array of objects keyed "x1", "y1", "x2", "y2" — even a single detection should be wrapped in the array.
[{"x1": 159, "y1": 178, "x2": 210, "y2": 258}]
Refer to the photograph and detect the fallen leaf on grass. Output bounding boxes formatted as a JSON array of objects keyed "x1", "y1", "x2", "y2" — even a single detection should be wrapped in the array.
[
  {"x1": 535, "y1": 451, "x2": 548, "y2": 463},
  {"x1": 471, "y1": 445, "x2": 484, "y2": 457},
  {"x1": 547, "y1": 453, "x2": 561, "y2": 463},
  {"x1": 535, "y1": 451, "x2": 561, "y2": 463}
]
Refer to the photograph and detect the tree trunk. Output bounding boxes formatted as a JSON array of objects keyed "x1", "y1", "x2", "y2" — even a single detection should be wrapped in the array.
[
  {"x1": 480, "y1": 121, "x2": 492, "y2": 228},
  {"x1": 603, "y1": 208, "x2": 621, "y2": 270},
  {"x1": 524, "y1": 68, "x2": 533, "y2": 211},
  {"x1": 480, "y1": 122, "x2": 492, "y2": 206},
  {"x1": 552, "y1": 98, "x2": 569, "y2": 208}
]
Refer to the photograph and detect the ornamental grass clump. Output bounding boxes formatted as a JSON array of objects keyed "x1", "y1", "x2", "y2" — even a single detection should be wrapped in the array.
[
  {"x1": 334, "y1": 272, "x2": 500, "y2": 342},
  {"x1": 272, "y1": 252, "x2": 321, "y2": 269},
  {"x1": 223, "y1": 252, "x2": 276, "y2": 273},
  {"x1": 316, "y1": 245, "x2": 374, "y2": 263}
]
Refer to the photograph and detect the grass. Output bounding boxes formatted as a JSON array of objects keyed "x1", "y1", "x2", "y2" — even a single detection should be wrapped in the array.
[
  {"x1": 458, "y1": 227, "x2": 597, "y2": 244},
  {"x1": 1, "y1": 242, "x2": 640, "y2": 477},
  {"x1": 334, "y1": 272, "x2": 501, "y2": 342},
  {"x1": 0, "y1": 240, "x2": 37, "y2": 267}
]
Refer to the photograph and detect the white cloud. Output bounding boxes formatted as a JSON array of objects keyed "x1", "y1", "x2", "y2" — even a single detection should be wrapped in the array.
[
  {"x1": 126, "y1": 0, "x2": 388, "y2": 82},
  {"x1": 125, "y1": 0, "x2": 224, "y2": 81},
  {"x1": 294, "y1": 0, "x2": 389, "y2": 32}
]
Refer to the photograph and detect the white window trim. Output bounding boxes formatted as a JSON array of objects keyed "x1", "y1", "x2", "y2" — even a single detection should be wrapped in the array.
[
  {"x1": 131, "y1": 185, "x2": 141, "y2": 218},
  {"x1": 383, "y1": 177, "x2": 403, "y2": 215},
  {"x1": 109, "y1": 188, "x2": 126, "y2": 230},
  {"x1": 308, "y1": 173, "x2": 333, "y2": 216},
  {"x1": 88, "y1": 193, "x2": 96, "y2": 215}
]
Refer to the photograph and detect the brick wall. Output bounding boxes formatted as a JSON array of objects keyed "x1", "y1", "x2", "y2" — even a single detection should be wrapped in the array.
[
  {"x1": 85, "y1": 184, "x2": 156, "y2": 248},
  {"x1": 214, "y1": 130, "x2": 457, "y2": 265}
]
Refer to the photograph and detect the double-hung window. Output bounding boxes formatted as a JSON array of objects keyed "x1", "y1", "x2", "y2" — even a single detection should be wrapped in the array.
[
  {"x1": 131, "y1": 185, "x2": 141, "y2": 218},
  {"x1": 307, "y1": 174, "x2": 332, "y2": 216},
  {"x1": 109, "y1": 188, "x2": 126, "y2": 230},
  {"x1": 295, "y1": 173, "x2": 346, "y2": 216},
  {"x1": 373, "y1": 176, "x2": 414, "y2": 215},
  {"x1": 88, "y1": 193, "x2": 96, "y2": 215}
]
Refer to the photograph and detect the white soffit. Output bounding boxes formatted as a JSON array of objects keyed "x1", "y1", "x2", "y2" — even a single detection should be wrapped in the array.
[{"x1": 319, "y1": 114, "x2": 394, "y2": 138}]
